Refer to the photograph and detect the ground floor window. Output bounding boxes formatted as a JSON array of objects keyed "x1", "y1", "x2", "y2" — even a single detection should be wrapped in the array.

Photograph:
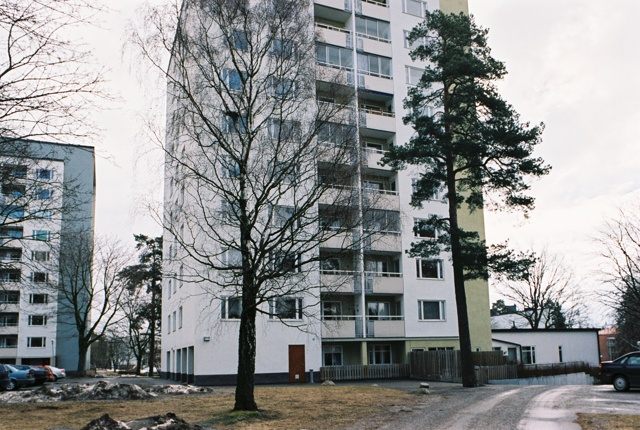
[
  {"x1": 323, "y1": 345, "x2": 343, "y2": 366},
  {"x1": 368, "y1": 344, "x2": 391, "y2": 364},
  {"x1": 522, "y1": 346, "x2": 536, "y2": 364},
  {"x1": 27, "y1": 337, "x2": 46, "y2": 348}
]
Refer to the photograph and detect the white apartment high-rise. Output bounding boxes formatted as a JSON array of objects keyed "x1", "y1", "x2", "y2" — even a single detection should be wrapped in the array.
[
  {"x1": 0, "y1": 140, "x2": 95, "y2": 372},
  {"x1": 162, "y1": 0, "x2": 491, "y2": 384}
]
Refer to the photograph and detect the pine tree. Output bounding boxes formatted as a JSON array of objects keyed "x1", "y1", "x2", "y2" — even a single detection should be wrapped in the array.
[{"x1": 384, "y1": 11, "x2": 549, "y2": 387}]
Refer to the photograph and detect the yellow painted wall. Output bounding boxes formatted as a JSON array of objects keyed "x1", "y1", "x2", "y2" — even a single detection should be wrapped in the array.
[{"x1": 439, "y1": 0, "x2": 469, "y2": 14}]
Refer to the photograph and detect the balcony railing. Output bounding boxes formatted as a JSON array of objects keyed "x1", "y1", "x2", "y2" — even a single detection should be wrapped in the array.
[
  {"x1": 355, "y1": 32, "x2": 390, "y2": 44},
  {"x1": 359, "y1": 107, "x2": 395, "y2": 117},
  {"x1": 315, "y1": 22, "x2": 351, "y2": 34},
  {"x1": 362, "y1": 0, "x2": 387, "y2": 7},
  {"x1": 357, "y1": 68, "x2": 392, "y2": 80},
  {"x1": 317, "y1": 61, "x2": 353, "y2": 72}
]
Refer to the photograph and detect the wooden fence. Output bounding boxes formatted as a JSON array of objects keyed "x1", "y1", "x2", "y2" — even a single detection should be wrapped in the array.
[
  {"x1": 320, "y1": 363, "x2": 410, "y2": 381},
  {"x1": 409, "y1": 350, "x2": 508, "y2": 383}
]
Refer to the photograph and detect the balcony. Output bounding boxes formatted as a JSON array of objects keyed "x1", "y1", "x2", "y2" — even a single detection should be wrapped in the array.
[
  {"x1": 359, "y1": 108, "x2": 396, "y2": 134},
  {"x1": 319, "y1": 185, "x2": 358, "y2": 207},
  {"x1": 362, "y1": 189, "x2": 399, "y2": 211},
  {"x1": 363, "y1": 148, "x2": 391, "y2": 171},
  {"x1": 321, "y1": 231, "x2": 353, "y2": 250},
  {"x1": 321, "y1": 315, "x2": 405, "y2": 339},
  {"x1": 316, "y1": 63, "x2": 353, "y2": 86},
  {"x1": 315, "y1": 23, "x2": 351, "y2": 49},
  {"x1": 314, "y1": 0, "x2": 352, "y2": 13},
  {"x1": 364, "y1": 272, "x2": 403, "y2": 294},
  {"x1": 358, "y1": 0, "x2": 390, "y2": 21},
  {"x1": 321, "y1": 270, "x2": 355, "y2": 293},
  {"x1": 364, "y1": 231, "x2": 401, "y2": 252},
  {"x1": 355, "y1": 35, "x2": 392, "y2": 57},
  {"x1": 322, "y1": 318, "x2": 356, "y2": 338},
  {"x1": 357, "y1": 72, "x2": 394, "y2": 94},
  {"x1": 366, "y1": 317, "x2": 404, "y2": 338}
]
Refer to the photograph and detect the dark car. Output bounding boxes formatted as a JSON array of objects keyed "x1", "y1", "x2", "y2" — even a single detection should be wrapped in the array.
[
  {"x1": 13, "y1": 364, "x2": 48, "y2": 385},
  {"x1": 599, "y1": 351, "x2": 640, "y2": 391},
  {"x1": 0, "y1": 363, "x2": 10, "y2": 391},
  {"x1": 4, "y1": 364, "x2": 36, "y2": 390}
]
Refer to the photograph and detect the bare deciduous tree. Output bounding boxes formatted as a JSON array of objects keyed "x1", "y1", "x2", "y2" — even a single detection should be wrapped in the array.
[
  {"x1": 57, "y1": 234, "x2": 130, "y2": 376},
  {"x1": 131, "y1": 0, "x2": 391, "y2": 410},
  {"x1": 596, "y1": 204, "x2": 640, "y2": 355},
  {"x1": 496, "y1": 248, "x2": 585, "y2": 329},
  {"x1": 0, "y1": 0, "x2": 107, "y2": 143}
]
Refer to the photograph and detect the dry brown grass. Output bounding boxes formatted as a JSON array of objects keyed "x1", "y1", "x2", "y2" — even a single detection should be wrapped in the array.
[
  {"x1": 577, "y1": 413, "x2": 640, "y2": 430},
  {"x1": 0, "y1": 385, "x2": 421, "y2": 430}
]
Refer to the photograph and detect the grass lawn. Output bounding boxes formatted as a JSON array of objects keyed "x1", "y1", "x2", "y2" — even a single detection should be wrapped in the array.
[
  {"x1": 577, "y1": 413, "x2": 640, "y2": 430},
  {"x1": 0, "y1": 385, "x2": 422, "y2": 430}
]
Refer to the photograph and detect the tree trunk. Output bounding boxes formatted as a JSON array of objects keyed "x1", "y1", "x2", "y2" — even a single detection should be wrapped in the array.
[
  {"x1": 234, "y1": 289, "x2": 257, "y2": 411},
  {"x1": 76, "y1": 340, "x2": 88, "y2": 377}
]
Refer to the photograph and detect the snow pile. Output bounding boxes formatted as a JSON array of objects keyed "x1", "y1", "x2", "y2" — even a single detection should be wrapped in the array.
[
  {"x1": 46, "y1": 412, "x2": 210, "y2": 430},
  {"x1": 0, "y1": 381, "x2": 216, "y2": 403}
]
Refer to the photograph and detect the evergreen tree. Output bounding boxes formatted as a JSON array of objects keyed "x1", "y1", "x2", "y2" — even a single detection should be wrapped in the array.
[{"x1": 384, "y1": 11, "x2": 549, "y2": 387}]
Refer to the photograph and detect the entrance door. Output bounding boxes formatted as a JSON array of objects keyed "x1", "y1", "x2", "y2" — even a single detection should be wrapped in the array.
[{"x1": 288, "y1": 345, "x2": 305, "y2": 383}]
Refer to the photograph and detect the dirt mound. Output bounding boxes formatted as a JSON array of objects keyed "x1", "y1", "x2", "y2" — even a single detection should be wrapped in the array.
[
  {"x1": 0, "y1": 381, "x2": 215, "y2": 403},
  {"x1": 46, "y1": 412, "x2": 209, "y2": 430}
]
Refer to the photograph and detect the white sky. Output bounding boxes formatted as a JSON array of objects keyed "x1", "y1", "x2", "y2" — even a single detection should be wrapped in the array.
[{"x1": 82, "y1": 1, "x2": 639, "y2": 324}]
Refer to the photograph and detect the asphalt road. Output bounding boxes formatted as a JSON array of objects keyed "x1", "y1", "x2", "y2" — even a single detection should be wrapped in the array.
[{"x1": 358, "y1": 382, "x2": 640, "y2": 430}]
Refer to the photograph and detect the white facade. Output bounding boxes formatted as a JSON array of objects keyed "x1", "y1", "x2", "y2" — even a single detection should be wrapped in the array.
[
  {"x1": 163, "y1": 0, "x2": 489, "y2": 385},
  {"x1": 492, "y1": 329, "x2": 601, "y2": 367},
  {"x1": 0, "y1": 141, "x2": 95, "y2": 370}
]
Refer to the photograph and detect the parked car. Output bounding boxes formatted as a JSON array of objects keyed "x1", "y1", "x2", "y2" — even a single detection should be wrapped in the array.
[
  {"x1": 36, "y1": 365, "x2": 55, "y2": 382},
  {"x1": 13, "y1": 364, "x2": 48, "y2": 385},
  {"x1": 0, "y1": 364, "x2": 10, "y2": 391},
  {"x1": 4, "y1": 364, "x2": 36, "y2": 390},
  {"x1": 599, "y1": 351, "x2": 640, "y2": 391},
  {"x1": 47, "y1": 365, "x2": 66, "y2": 381}
]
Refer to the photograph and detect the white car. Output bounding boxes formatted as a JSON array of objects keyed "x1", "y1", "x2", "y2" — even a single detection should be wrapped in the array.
[{"x1": 48, "y1": 365, "x2": 66, "y2": 381}]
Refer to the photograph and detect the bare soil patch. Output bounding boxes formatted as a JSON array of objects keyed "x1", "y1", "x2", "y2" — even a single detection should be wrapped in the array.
[
  {"x1": 0, "y1": 384, "x2": 423, "y2": 430},
  {"x1": 577, "y1": 413, "x2": 640, "y2": 430}
]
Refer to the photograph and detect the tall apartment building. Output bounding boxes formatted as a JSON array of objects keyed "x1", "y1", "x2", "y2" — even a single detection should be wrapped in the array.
[
  {"x1": 0, "y1": 140, "x2": 95, "y2": 370},
  {"x1": 163, "y1": 0, "x2": 491, "y2": 384}
]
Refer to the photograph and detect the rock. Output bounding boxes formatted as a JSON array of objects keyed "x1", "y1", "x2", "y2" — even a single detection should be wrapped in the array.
[
  {"x1": 321, "y1": 380, "x2": 335, "y2": 386},
  {"x1": 419, "y1": 382, "x2": 430, "y2": 389}
]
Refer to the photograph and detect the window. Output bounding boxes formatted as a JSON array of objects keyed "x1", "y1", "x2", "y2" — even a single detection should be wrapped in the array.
[
  {"x1": 0, "y1": 292, "x2": 19, "y2": 304},
  {"x1": 322, "y1": 301, "x2": 342, "y2": 320},
  {"x1": 404, "y1": 30, "x2": 427, "y2": 49},
  {"x1": 269, "y1": 297, "x2": 303, "y2": 320},
  {"x1": 35, "y1": 189, "x2": 53, "y2": 199},
  {"x1": 32, "y1": 251, "x2": 50, "y2": 262},
  {"x1": 316, "y1": 44, "x2": 353, "y2": 70},
  {"x1": 0, "y1": 335, "x2": 17, "y2": 348},
  {"x1": 0, "y1": 270, "x2": 20, "y2": 282},
  {"x1": 270, "y1": 77, "x2": 297, "y2": 98},
  {"x1": 357, "y1": 53, "x2": 392, "y2": 78},
  {"x1": 522, "y1": 346, "x2": 536, "y2": 364},
  {"x1": 1, "y1": 205, "x2": 24, "y2": 219},
  {"x1": 363, "y1": 209, "x2": 400, "y2": 233},
  {"x1": 411, "y1": 348, "x2": 425, "y2": 352},
  {"x1": 221, "y1": 155, "x2": 241, "y2": 178},
  {"x1": 27, "y1": 337, "x2": 46, "y2": 348},
  {"x1": 355, "y1": 17, "x2": 390, "y2": 42},
  {"x1": 411, "y1": 178, "x2": 441, "y2": 200},
  {"x1": 558, "y1": 346, "x2": 563, "y2": 363},
  {"x1": 273, "y1": 206, "x2": 299, "y2": 229},
  {"x1": 414, "y1": 218, "x2": 437, "y2": 239},
  {"x1": 323, "y1": 345, "x2": 343, "y2": 366},
  {"x1": 222, "y1": 113, "x2": 247, "y2": 134},
  {"x1": 167, "y1": 315, "x2": 171, "y2": 334},
  {"x1": 32, "y1": 230, "x2": 50, "y2": 241},
  {"x1": 268, "y1": 119, "x2": 301, "y2": 141},
  {"x1": 167, "y1": 280, "x2": 171, "y2": 298},
  {"x1": 321, "y1": 258, "x2": 341, "y2": 273},
  {"x1": 36, "y1": 169, "x2": 53, "y2": 179},
  {"x1": 172, "y1": 311, "x2": 176, "y2": 332},
  {"x1": 34, "y1": 210, "x2": 53, "y2": 220},
  {"x1": 232, "y1": 29, "x2": 248, "y2": 51},
  {"x1": 367, "y1": 302, "x2": 390, "y2": 320},
  {"x1": 222, "y1": 248, "x2": 242, "y2": 267},
  {"x1": 403, "y1": 0, "x2": 428, "y2": 17},
  {"x1": 272, "y1": 251, "x2": 300, "y2": 273},
  {"x1": 28, "y1": 315, "x2": 47, "y2": 326},
  {"x1": 222, "y1": 69, "x2": 245, "y2": 91},
  {"x1": 317, "y1": 121, "x2": 355, "y2": 145},
  {"x1": 178, "y1": 306, "x2": 183, "y2": 329},
  {"x1": 368, "y1": 344, "x2": 391, "y2": 364},
  {"x1": 270, "y1": 38, "x2": 296, "y2": 59},
  {"x1": 2, "y1": 183, "x2": 25, "y2": 197},
  {"x1": 0, "y1": 227, "x2": 22, "y2": 238},
  {"x1": 0, "y1": 314, "x2": 18, "y2": 326},
  {"x1": 4, "y1": 164, "x2": 27, "y2": 178},
  {"x1": 418, "y1": 300, "x2": 445, "y2": 321},
  {"x1": 221, "y1": 297, "x2": 242, "y2": 319},
  {"x1": 406, "y1": 66, "x2": 424, "y2": 85},
  {"x1": 31, "y1": 272, "x2": 48, "y2": 283},
  {"x1": 416, "y1": 259, "x2": 444, "y2": 279},
  {"x1": 29, "y1": 294, "x2": 48, "y2": 304}
]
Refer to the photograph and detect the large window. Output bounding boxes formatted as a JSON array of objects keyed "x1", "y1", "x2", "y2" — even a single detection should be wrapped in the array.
[
  {"x1": 232, "y1": 29, "x2": 248, "y2": 51},
  {"x1": 367, "y1": 302, "x2": 390, "y2": 320},
  {"x1": 36, "y1": 168, "x2": 53, "y2": 179},
  {"x1": 271, "y1": 251, "x2": 300, "y2": 273},
  {"x1": 29, "y1": 293, "x2": 47, "y2": 304},
  {"x1": 0, "y1": 291, "x2": 19, "y2": 304},
  {"x1": 0, "y1": 314, "x2": 18, "y2": 326},
  {"x1": 178, "y1": 306, "x2": 183, "y2": 329},
  {"x1": 323, "y1": 345, "x2": 343, "y2": 366},
  {"x1": 0, "y1": 335, "x2": 17, "y2": 348},
  {"x1": 522, "y1": 346, "x2": 536, "y2": 364},
  {"x1": 222, "y1": 69, "x2": 245, "y2": 92},
  {"x1": 404, "y1": 30, "x2": 427, "y2": 49},
  {"x1": 32, "y1": 230, "x2": 50, "y2": 241},
  {"x1": 316, "y1": 44, "x2": 353, "y2": 70},
  {"x1": 35, "y1": 189, "x2": 53, "y2": 199},
  {"x1": 31, "y1": 272, "x2": 48, "y2": 283},
  {"x1": 28, "y1": 315, "x2": 47, "y2": 326},
  {"x1": 222, "y1": 113, "x2": 247, "y2": 134},
  {"x1": 27, "y1": 337, "x2": 46, "y2": 348},
  {"x1": 357, "y1": 53, "x2": 392, "y2": 78},
  {"x1": 416, "y1": 259, "x2": 444, "y2": 279},
  {"x1": 32, "y1": 251, "x2": 50, "y2": 262},
  {"x1": 368, "y1": 344, "x2": 391, "y2": 364},
  {"x1": 403, "y1": 0, "x2": 428, "y2": 17},
  {"x1": 322, "y1": 301, "x2": 342, "y2": 320},
  {"x1": 405, "y1": 66, "x2": 424, "y2": 86},
  {"x1": 267, "y1": 119, "x2": 301, "y2": 141},
  {"x1": 317, "y1": 121, "x2": 354, "y2": 145},
  {"x1": 418, "y1": 300, "x2": 445, "y2": 321},
  {"x1": 221, "y1": 297, "x2": 242, "y2": 319},
  {"x1": 269, "y1": 297, "x2": 303, "y2": 320},
  {"x1": 355, "y1": 17, "x2": 390, "y2": 42},
  {"x1": 414, "y1": 218, "x2": 437, "y2": 239}
]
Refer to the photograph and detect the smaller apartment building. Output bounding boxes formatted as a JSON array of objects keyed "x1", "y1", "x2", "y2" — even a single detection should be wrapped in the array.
[{"x1": 0, "y1": 141, "x2": 95, "y2": 370}]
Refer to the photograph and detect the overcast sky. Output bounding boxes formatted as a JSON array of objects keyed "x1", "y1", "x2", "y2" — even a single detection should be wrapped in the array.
[{"x1": 83, "y1": 1, "x2": 640, "y2": 324}]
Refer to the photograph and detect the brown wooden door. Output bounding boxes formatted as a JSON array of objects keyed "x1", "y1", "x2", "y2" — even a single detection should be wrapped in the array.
[{"x1": 288, "y1": 345, "x2": 305, "y2": 383}]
